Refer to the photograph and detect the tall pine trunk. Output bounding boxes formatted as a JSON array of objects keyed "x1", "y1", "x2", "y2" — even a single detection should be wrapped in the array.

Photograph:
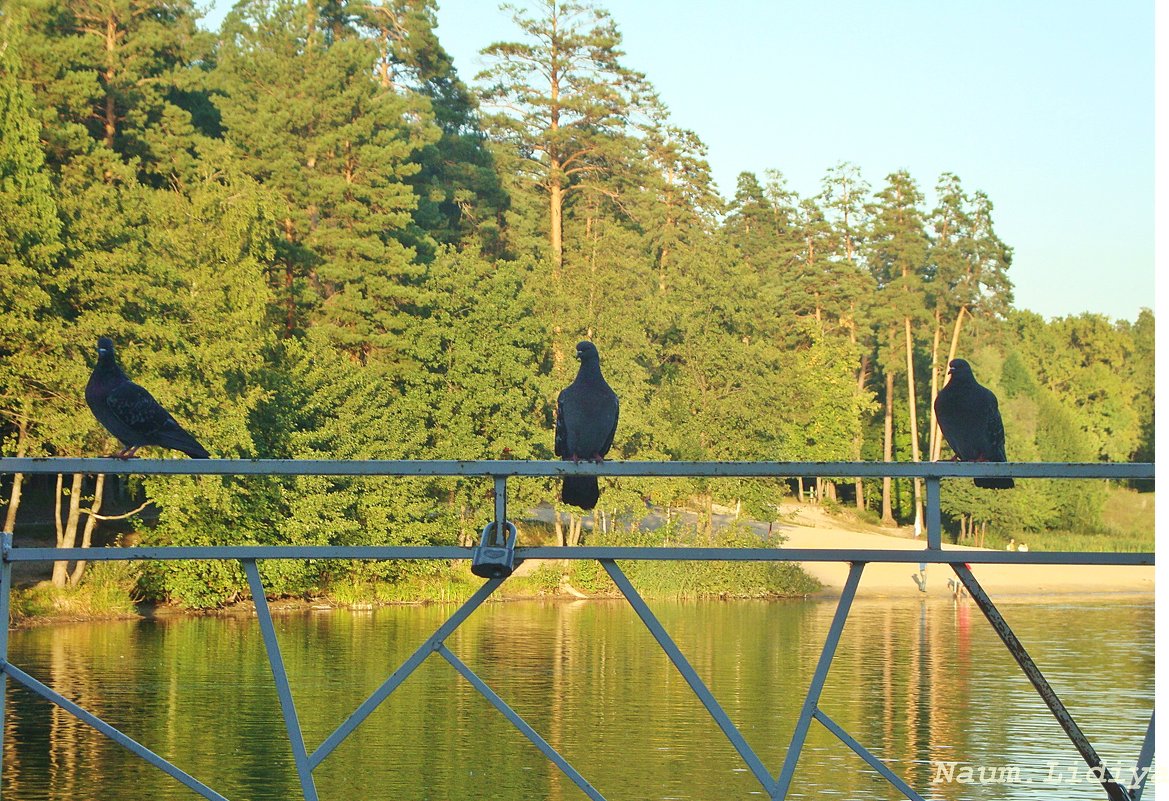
[
  {"x1": 854, "y1": 349, "x2": 869, "y2": 511},
  {"x1": 881, "y1": 371, "x2": 895, "y2": 525},
  {"x1": 932, "y1": 305, "x2": 969, "y2": 461},
  {"x1": 550, "y1": 176, "x2": 563, "y2": 272},
  {"x1": 927, "y1": 308, "x2": 944, "y2": 464},
  {"x1": 903, "y1": 317, "x2": 923, "y2": 534}
]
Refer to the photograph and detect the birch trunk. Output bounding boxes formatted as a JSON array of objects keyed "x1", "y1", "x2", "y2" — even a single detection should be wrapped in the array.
[
  {"x1": 52, "y1": 474, "x2": 84, "y2": 588},
  {"x1": 3, "y1": 417, "x2": 28, "y2": 532},
  {"x1": 69, "y1": 474, "x2": 106, "y2": 586}
]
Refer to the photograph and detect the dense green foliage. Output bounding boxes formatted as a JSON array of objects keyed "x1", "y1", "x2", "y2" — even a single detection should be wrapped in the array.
[{"x1": 0, "y1": 1, "x2": 1153, "y2": 607}]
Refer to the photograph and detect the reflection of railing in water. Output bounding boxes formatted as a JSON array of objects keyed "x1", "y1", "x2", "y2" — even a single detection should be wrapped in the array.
[{"x1": 0, "y1": 458, "x2": 1155, "y2": 801}]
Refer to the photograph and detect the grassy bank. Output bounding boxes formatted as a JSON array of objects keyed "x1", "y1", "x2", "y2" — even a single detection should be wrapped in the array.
[{"x1": 12, "y1": 562, "x2": 140, "y2": 624}]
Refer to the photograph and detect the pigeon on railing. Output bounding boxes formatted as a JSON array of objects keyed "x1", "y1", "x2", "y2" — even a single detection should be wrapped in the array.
[
  {"x1": 933, "y1": 358, "x2": 1013, "y2": 489},
  {"x1": 85, "y1": 336, "x2": 211, "y2": 459},
  {"x1": 555, "y1": 341, "x2": 619, "y2": 510}
]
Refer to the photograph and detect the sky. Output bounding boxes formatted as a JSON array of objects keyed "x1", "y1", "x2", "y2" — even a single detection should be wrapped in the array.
[{"x1": 197, "y1": 0, "x2": 1156, "y2": 323}]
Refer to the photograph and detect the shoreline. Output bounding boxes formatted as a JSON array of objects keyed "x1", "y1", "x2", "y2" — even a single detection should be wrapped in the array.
[{"x1": 7, "y1": 504, "x2": 1153, "y2": 626}]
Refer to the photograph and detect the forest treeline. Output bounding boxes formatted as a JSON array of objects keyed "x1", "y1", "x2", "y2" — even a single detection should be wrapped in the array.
[{"x1": 0, "y1": 0, "x2": 1154, "y2": 606}]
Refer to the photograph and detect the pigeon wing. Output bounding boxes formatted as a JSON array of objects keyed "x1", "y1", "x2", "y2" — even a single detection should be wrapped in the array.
[
  {"x1": 933, "y1": 389, "x2": 971, "y2": 461},
  {"x1": 554, "y1": 392, "x2": 568, "y2": 458},
  {"x1": 597, "y1": 393, "x2": 619, "y2": 457},
  {"x1": 106, "y1": 380, "x2": 177, "y2": 436},
  {"x1": 984, "y1": 391, "x2": 1007, "y2": 462}
]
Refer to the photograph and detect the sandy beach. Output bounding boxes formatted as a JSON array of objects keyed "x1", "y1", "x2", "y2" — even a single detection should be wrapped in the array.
[{"x1": 760, "y1": 506, "x2": 1155, "y2": 600}]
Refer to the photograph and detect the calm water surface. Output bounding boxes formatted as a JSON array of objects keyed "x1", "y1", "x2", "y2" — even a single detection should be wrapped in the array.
[{"x1": 1, "y1": 597, "x2": 1154, "y2": 801}]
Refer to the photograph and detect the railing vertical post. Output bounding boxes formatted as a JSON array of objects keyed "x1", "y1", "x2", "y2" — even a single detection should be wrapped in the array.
[
  {"x1": 0, "y1": 532, "x2": 11, "y2": 780},
  {"x1": 493, "y1": 476, "x2": 507, "y2": 545},
  {"x1": 924, "y1": 476, "x2": 942, "y2": 550},
  {"x1": 772, "y1": 561, "x2": 865, "y2": 800}
]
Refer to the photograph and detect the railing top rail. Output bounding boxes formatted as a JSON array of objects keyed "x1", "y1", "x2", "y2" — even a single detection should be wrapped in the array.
[{"x1": 0, "y1": 458, "x2": 1154, "y2": 480}]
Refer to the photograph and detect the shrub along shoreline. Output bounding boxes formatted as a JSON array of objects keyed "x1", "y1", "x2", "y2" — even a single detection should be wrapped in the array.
[{"x1": 9, "y1": 521, "x2": 821, "y2": 627}]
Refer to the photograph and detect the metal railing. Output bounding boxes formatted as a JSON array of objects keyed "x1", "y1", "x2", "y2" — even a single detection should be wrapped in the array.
[{"x1": 0, "y1": 458, "x2": 1155, "y2": 801}]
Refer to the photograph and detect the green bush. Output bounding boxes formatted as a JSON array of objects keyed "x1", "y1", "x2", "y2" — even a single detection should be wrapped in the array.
[{"x1": 560, "y1": 521, "x2": 820, "y2": 599}]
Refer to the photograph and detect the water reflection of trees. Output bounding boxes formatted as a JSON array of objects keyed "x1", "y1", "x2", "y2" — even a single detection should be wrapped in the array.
[{"x1": 2, "y1": 599, "x2": 1154, "y2": 801}]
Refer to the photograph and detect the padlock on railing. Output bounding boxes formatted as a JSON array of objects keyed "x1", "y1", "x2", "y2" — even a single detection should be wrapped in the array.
[{"x1": 471, "y1": 520, "x2": 518, "y2": 579}]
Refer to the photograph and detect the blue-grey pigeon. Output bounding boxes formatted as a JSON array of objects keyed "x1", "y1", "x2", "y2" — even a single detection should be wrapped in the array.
[
  {"x1": 85, "y1": 337, "x2": 211, "y2": 459},
  {"x1": 933, "y1": 358, "x2": 1013, "y2": 489},
  {"x1": 555, "y1": 341, "x2": 619, "y2": 510}
]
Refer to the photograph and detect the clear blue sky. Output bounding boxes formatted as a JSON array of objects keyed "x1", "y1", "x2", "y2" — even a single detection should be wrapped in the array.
[{"x1": 198, "y1": 0, "x2": 1155, "y2": 323}]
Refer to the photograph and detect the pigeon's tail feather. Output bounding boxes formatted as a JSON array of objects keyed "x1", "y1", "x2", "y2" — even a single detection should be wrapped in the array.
[
  {"x1": 156, "y1": 428, "x2": 211, "y2": 459},
  {"x1": 561, "y1": 476, "x2": 600, "y2": 510},
  {"x1": 974, "y1": 476, "x2": 1014, "y2": 490}
]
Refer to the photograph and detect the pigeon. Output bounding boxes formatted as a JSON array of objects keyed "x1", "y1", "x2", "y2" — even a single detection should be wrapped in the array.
[
  {"x1": 85, "y1": 337, "x2": 211, "y2": 459},
  {"x1": 933, "y1": 358, "x2": 1013, "y2": 489},
  {"x1": 555, "y1": 341, "x2": 619, "y2": 510}
]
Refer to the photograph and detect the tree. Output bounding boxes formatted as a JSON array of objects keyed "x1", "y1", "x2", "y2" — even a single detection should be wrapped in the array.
[
  {"x1": 354, "y1": 0, "x2": 510, "y2": 257},
  {"x1": 819, "y1": 161, "x2": 876, "y2": 509},
  {"x1": 638, "y1": 120, "x2": 721, "y2": 295},
  {"x1": 925, "y1": 175, "x2": 1013, "y2": 462},
  {"x1": 213, "y1": 0, "x2": 440, "y2": 348},
  {"x1": 0, "y1": 23, "x2": 65, "y2": 531},
  {"x1": 866, "y1": 170, "x2": 930, "y2": 530},
  {"x1": 9, "y1": 0, "x2": 214, "y2": 187},
  {"x1": 477, "y1": 0, "x2": 651, "y2": 273}
]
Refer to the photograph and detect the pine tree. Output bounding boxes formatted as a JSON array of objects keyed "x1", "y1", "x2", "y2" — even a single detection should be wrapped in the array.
[
  {"x1": 925, "y1": 175, "x2": 1013, "y2": 461},
  {"x1": 9, "y1": 0, "x2": 214, "y2": 186},
  {"x1": 354, "y1": 0, "x2": 509, "y2": 256},
  {"x1": 213, "y1": 0, "x2": 440, "y2": 352},
  {"x1": 477, "y1": 0, "x2": 651, "y2": 273},
  {"x1": 0, "y1": 24, "x2": 65, "y2": 530},
  {"x1": 866, "y1": 170, "x2": 931, "y2": 529}
]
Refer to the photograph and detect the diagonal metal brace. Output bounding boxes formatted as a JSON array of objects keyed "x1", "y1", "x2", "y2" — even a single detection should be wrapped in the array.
[
  {"x1": 438, "y1": 644, "x2": 606, "y2": 801},
  {"x1": 813, "y1": 708, "x2": 927, "y2": 801},
  {"x1": 772, "y1": 561, "x2": 864, "y2": 799},
  {"x1": 2, "y1": 662, "x2": 231, "y2": 801},
  {"x1": 309, "y1": 576, "x2": 505, "y2": 768},
  {"x1": 951, "y1": 563, "x2": 1132, "y2": 801},
  {"x1": 601, "y1": 559, "x2": 774, "y2": 791},
  {"x1": 1131, "y1": 712, "x2": 1154, "y2": 800}
]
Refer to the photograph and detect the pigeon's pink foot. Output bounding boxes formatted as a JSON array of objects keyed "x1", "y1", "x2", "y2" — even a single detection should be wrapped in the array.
[{"x1": 592, "y1": 454, "x2": 605, "y2": 464}]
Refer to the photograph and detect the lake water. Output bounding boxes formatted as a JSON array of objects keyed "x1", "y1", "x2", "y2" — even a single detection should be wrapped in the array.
[{"x1": 0, "y1": 597, "x2": 1154, "y2": 801}]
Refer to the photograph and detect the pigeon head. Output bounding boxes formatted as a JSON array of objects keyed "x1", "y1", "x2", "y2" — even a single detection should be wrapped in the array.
[
  {"x1": 575, "y1": 341, "x2": 600, "y2": 364},
  {"x1": 947, "y1": 358, "x2": 974, "y2": 381},
  {"x1": 96, "y1": 337, "x2": 118, "y2": 367}
]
